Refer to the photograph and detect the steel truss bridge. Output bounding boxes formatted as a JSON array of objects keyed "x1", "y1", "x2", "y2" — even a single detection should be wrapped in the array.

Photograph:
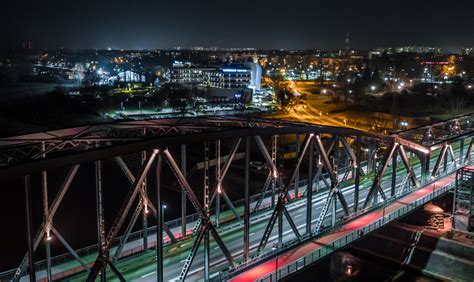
[{"x1": 1, "y1": 114, "x2": 474, "y2": 282}]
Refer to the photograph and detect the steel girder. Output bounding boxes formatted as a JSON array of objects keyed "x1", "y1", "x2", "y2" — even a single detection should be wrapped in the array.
[
  {"x1": 12, "y1": 165, "x2": 81, "y2": 282},
  {"x1": 208, "y1": 138, "x2": 242, "y2": 220},
  {"x1": 363, "y1": 143, "x2": 422, "y2": 209},
  {"x1": 9, "y1": 116, "x2": 474, "y2": 282},
  {"x1": 364, "y1": 144, "x2": 398, "y2": 208},
  {"x1": 311, "y1": 135, "x2": 351, "y2": 234},
  {"x1": 114, "y1": 156, "x2": 176, "y2": 242},
  {"x1": 0, "y1": 119, "x2": 393, "y2": 179},
  {"x1": 256, "y1": 134, "x2": 313, "y2": 254},
  {"x1": 87, "y1": 150, "x2": 159, "y2": 281},
  {"x1": 163, "y1": 149, "x2": 235, "y2": 280}
]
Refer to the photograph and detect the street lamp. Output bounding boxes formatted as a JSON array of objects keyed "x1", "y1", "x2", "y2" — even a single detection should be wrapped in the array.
[
  {"x1": 272, "y1": 246, "x2": 279, "y2": 281},
  {"x1": 162, "y1": 204, "x2": 167, "y2": 232}
]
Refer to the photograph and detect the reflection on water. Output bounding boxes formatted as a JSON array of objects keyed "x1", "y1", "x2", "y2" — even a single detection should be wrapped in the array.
[{"x1": 283, "y1": 250, "x2": 444, "y2": 282}]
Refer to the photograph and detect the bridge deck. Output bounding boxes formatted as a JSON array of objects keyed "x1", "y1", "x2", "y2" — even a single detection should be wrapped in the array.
[{"x1": 230, "y1": 173, "x2": 458, "y2": 282}]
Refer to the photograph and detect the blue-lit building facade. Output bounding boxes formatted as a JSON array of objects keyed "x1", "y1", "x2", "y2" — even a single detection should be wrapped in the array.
[{"x1": 203, "y1": 67, "x2": 251, "y2": 89}]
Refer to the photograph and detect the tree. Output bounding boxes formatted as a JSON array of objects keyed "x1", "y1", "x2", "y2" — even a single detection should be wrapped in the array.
[
  {"x1": 449, "y1": 77, "x2": 468, "y2": 114},
  {"x1": 168, "y1": 85, "x2": 192, "y2": 116},
  {"x1": 269, "y1": 74, "x2": 294, "y2": 107}
]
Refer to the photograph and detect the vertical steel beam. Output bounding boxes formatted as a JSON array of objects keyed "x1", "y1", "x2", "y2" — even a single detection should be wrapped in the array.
[
  {"x1": 367, "y1": 141, "x2": 374, "y2": 174},
  {"x1": 271, "y1": 135, "x2": 277, "y2": 207},
  {"x1": 209, "y1": 138, "x2": 241, "y2": 220},
  {"x1": 13, "y1": 165, "x2": 80, "y2": 282},
  {"x1": 244, "y1": 137, "x2": 250, "y2": 261},
  {"x1": 306, "y1": 137, "x2": 314, "y2": 234},
  {"x1": 203, "y1": 142, "x2": 210, "y2": 281},
  {"x1": 331, "y1": 192, "x2": 337, "y2": 226},
  {"x1": 41, "y1": 142, "x2": 52, "y2": 282},
  {"x1": 95, "y1": 157, "x2": 106, "y2": 282},
  {"x1": 141, "y1": 150, "x2": 148, "y2": 252},
  {"x1": 216, "y1": 140, "x2": 221, "y2": 227},
  {"x1": 354, "y1": 136, "x2": 361, "y2": 212},
  {"x1": 181, "y1": 144, "x2": 187, "y2": 238},
  {"x1": 88, "y1": 150, "x2": 159, "y2": 281},
  {"x1": 422, "y1": 153, "x2": 430, "y2": 184},
  {"x1": 391, "y1": 149, "x2": 397, "y2": 196},
  {"x1": 277, "y1": 205, "x2": 283, "y2": 248},
  {"x1": 443, "y1": 146, "x2": 448, "y2": 173},
  {"x1": 460, "y1": 139, "x2": 465, "y2": 164},
  {"x1": 295, "y1": 133, "x2": 300, "y2": 196},
  {"x1": 156, "y1": 153, "x2": 163, "y2": 282},
  {"x1": 24, "y1": 175, "x2": 36, "y2": 282}
]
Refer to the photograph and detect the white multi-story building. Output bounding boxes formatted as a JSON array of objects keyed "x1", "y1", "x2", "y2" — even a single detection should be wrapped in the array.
[{"x1": 169, "y1": 63, "x2": 262, "y2": 92}]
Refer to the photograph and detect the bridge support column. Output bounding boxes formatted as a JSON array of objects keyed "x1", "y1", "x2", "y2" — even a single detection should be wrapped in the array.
[
  {"x1": 24, "y1": 175, "x2": 36, "y2": 282},
  {"x1": 367, "y1": 141, "x2": 375, "y2": 174},
  {"x1": 460, "y1": 139, "x2": 464, "y2": 164},
  {"x1": 215, "y1": 140, "x2": 221, "y2": 227},
  {"x1": 306, "y1": 137, "x2": 314, "y2": 234},
  {"x1": 204, "y1": 142, "x2": 210, "y2": 281},
  {"x1": 354, "y1": 136, "x2": 361, "y2": 212},
  {"x1": 331, "y1": 192, "x2": 337, "y2": 226},
  {"x1": 181, "y1": 144, "x2": 187, "y2": 238},
  {"x1": 421, "y1": 153, "x2": 430, "y2": 184},
  {"x1": 41, "y1": 142, "x2": 52, "y2": 282},
  {"x1": 391, "y1": 149, "x2": 397, "y2": 196},
  {"x1": 332, "y1": 138, "x2": 339, "y2": 226},
  {"x1": 95, "y1": 157, "x2": 106, "y2": 282},
  {"x1": 271, "y1": 135, "x2": 277, "y2": 207},
  {"x1": 156, "y1": 153, "x2": 163, "y2": 282},
  {"x1": 295, "y1": 133, "x2": 300, "y2": 197},
  {"x1": 278, "y1": 206, "x2": 283, "y2": 248},
  {"x1": 244, "y1": 137, "x2": 250, "y2": 261},
  {"x1": 141, "y1": 150, "x2": 148, "y2": 252},
  {"x1": 444, "y1": 149, "x2": 448, "y2": 173}
]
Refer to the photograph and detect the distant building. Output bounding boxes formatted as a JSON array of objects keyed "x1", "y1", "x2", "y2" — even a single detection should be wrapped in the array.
[
  {"x1": 369, "y1": 46, "x2": 442, "y2": 58},
  {"x1": 109, "y1": 70, "x2": 146, "y2": 84},
  {"x1": 168, "y1": 63, "x2": 262, "y2": 91},
  {"x1": 169, "y1": 67, "x2": 214, "y2": 84}
]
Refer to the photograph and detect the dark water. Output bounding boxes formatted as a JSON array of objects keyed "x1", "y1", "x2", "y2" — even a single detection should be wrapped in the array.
[{"x1": 283, "y1": 250, "x2": 443, "y2": 282}]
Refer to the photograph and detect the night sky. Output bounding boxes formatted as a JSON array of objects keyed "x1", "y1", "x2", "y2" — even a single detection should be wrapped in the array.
[{"x1": 2, "y1": 0, "x2": 473, "y2": 51}]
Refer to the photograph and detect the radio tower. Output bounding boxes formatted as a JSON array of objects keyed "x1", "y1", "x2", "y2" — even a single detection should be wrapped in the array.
[{"x1": 345, "y1": 33, "x2": 350, "y2": 55}]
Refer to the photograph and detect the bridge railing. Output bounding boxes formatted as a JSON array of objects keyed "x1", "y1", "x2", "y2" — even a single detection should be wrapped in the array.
[{"x1": 257, "y1": 181, "x2": 455, "y2": 282}]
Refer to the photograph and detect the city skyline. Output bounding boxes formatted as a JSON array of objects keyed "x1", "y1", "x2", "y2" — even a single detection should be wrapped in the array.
[{"x1": 2, "y1": 0, "x2": 473, "y2": 52}]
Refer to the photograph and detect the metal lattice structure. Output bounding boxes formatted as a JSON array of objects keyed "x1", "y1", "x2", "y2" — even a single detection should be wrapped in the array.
[{"x1": 1, "y1": 115, "x2": 473, "y2": 282}]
